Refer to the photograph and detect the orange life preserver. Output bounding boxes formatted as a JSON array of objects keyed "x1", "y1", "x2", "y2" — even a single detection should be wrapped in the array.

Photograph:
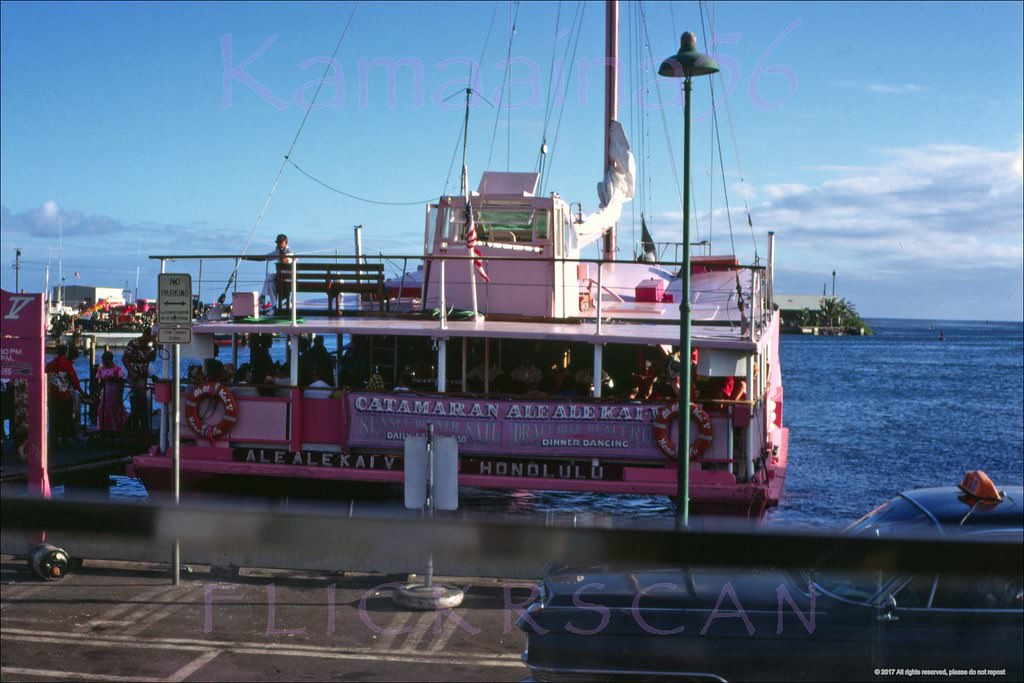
[
  {"x1": 184, "y1": 382, "x2": 239, "y2": 440},
  {"x1": 652, "y1": 402, "x2": 713, "y2": 460}
]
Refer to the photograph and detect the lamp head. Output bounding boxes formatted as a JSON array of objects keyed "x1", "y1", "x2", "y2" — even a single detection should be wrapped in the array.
[{"x1": 659, "y1": 32, "x2": 719, "y2": 78}]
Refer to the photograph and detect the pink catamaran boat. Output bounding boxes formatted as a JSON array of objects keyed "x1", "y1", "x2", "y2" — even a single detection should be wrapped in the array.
[{"x1": 131, "y1": 3, "x2": 788, "y2": 517}]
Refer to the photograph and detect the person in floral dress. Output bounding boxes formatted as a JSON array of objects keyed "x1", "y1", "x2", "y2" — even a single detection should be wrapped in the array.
[{"x1": 96, "y1": 351, "x2": 127, "y2": 433}]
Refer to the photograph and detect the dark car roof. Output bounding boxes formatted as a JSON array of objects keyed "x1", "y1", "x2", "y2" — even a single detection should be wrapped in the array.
[
  {"x1": 898, "y1": 485, "x2": 1023, "y2": 531},
  {"x1": 533, "y1": 485, "x2": 1022, "y2": 615}
]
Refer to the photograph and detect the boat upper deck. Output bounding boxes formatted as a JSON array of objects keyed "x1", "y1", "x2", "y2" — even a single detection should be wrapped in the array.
[
  {"x1": 153, "y1": 247, "x2": 774, "y2": 352},
  {"x1": 188, "y1": 311, "x2": 762, "y2": 351}
]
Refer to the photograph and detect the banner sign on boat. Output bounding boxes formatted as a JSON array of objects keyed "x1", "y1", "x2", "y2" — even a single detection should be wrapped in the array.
[
  {"x1": 228, "y1": 448, "x2": 635, "y2": 482},
  {"x1": 233, "y1": 448, "x2": 402, "y2": 471},
  {"x1": 346, "y1": 392, "x2": 664, "y2": 460},
  {"x1": 460, "y1": 457, "x2": 624, "y2": 481}
]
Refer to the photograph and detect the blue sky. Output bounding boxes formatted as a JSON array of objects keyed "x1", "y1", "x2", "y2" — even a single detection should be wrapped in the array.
[{"x1": 2, "y1": 1, "x2": 1022, "y2": 320}]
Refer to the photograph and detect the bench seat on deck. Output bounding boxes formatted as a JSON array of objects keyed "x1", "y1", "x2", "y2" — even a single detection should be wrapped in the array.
[{"x1": 276, "y1": 261, "x2": 385, "y2": 314}]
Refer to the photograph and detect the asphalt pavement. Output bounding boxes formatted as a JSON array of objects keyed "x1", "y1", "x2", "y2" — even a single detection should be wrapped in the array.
[{"x1": 0, "y1": 556, "x2": 532, "y2": 682}]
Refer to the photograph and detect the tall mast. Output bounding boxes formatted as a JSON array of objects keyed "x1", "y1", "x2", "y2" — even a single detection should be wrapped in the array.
[{"x1": 601, "y1": 0, "x2": 618, "y2": 262}]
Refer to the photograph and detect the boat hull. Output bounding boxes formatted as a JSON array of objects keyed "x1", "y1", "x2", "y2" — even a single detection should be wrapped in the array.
[{"x1": 130, "y1": 435, "x2": 787, "y2": 516}]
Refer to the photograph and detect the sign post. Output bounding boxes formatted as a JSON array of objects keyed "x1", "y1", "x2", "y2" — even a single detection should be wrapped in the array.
[
  {"x1": 157, "y1": 273, "x2": 192, "y2": 584},
  {"x1": 396, "y1": 425, "x2": 462, "y2": 610}
]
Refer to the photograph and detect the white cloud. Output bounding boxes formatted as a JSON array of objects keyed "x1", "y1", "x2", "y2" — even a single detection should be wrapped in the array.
[
  {"x1": 866, "y1": 83, "x2": 925, "y2": 95},
  {"x1": 831, "y1": 80, "x2": 927, "y2": 95},
  {"x1": 761, "y1": 183, "x2": 810, "y2": 199},
  {"x1": 2, "y1": 201, "x2": 125, "y2": 238},
  {"x1": 643, "y1": 143, "x2": 1024, "y2": 319},
  {"x1": 0, "y1": 203, "x2": 252, "y2": 297}
]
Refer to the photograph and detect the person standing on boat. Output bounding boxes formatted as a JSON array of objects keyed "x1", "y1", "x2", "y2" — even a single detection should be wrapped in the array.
[
  {"x1": 123, "y1": 327, "x2": 157, "y2": 432},
  {"x1": 299, "y1": 335, "x2": 335, "y2": 387},
  {"x1": 261, "y1": 233, "x2": 293, "y2": 312},
  {"x1": 45, "y1": 344, "x2": 81, "y2": 447},
  {"x1": 304, "y1": 367, "x2": 334, "y2": 399},
  {"x1": 96, "y1": 351, "x2": 128, "y2": 435}
]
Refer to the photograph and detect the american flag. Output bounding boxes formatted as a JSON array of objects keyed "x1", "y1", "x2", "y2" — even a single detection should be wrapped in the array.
[{"x1": 466, "y1": 203, "x2": 489, "y2": 282}]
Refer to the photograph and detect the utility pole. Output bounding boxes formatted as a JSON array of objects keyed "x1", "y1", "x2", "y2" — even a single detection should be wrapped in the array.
[
  {"x1": 832, "y1": 270, "x2": 836, "y2": 298},
  {"x1": 13, "y1": 248, "x2": 22, "y2": 292}
]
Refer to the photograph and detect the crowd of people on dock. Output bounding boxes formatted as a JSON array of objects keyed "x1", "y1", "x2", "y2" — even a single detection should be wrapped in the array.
[
  {"x1": 44, "y1": 340, "x2": 154, "y2": 448},
  {"x1": 1, "y1": 328, "x2": 161, "y2": 453}
]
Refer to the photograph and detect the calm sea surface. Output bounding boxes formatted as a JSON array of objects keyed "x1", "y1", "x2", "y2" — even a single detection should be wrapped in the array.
[{"x1": 75, "y1": 318, "x2": 1023, "y2": 529}]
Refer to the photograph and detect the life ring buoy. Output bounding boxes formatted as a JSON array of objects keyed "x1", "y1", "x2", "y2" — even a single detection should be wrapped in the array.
[
  {"x1": 652, "y1": 402, "x2": 713, "y2": 460},
  {"x1": 184, "y1": 382, "x2": 239, "y2": 440}
]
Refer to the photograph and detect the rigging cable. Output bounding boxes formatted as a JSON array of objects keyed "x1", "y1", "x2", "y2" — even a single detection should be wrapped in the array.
[
  {"x1": 443, "y1": 1, "x2": 501, "y2": 198},
  {"x1": 672, "y1": 1, "x2": 703, "y2": 247},
  {"x1": 535, "y1": 1, "x2": 564, "y2": 183},
  {"x1": 713, "y1": 104, "x2": 736, "y2": 256},
  {"x1": 696, "y1": 3, "x2": 726, "y2": 255},
  {"x1": 290, "y1": 4, "x2": 499, "y2": 209},
  {"x1": 287, "y1": 160, "x2": 440, "y2": 206},
  {"x1": 219, "y1": 1, "x2": 361, "y2": 303},
  {"x1": 637, "y1": 2, "x2": 685, "y2": 257},
  {"x1": 630, "y1": 2, "x2": 653, "y2": 257},
  {"x1": 627, "y1": 1, "x2": 640, "y2": 256},
  {"x1": 700, "y1": 0, "x2": 758, "y2": 262},
  {"x1": 668, "y1": 0, "x2": 700, "y2": 247},
  {"x1": 639, "y1": 2, "x2": 654, "y2": 257},
  {"x1": 701, "y1": 1, "x2": 715, "y2": 251},
  {"x1": 487, "y1": 1, "x2": 522, "y2": 171},
  {"x1": 540, "y1": 0, "x2": 587, "y2": 197}
]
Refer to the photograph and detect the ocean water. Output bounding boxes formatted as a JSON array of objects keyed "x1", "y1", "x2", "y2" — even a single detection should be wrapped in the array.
[
  {"x1": 89, "y1": 319, "x2": 1023, "y2": 528},
  {"x1": 771, "y1": 318, "x2": 1023, "y2": 528}
]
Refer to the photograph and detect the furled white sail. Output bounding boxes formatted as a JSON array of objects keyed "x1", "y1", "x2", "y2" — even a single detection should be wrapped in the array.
[{"x1": 573, "y1": 120, "x2": 636, "y2": 248}]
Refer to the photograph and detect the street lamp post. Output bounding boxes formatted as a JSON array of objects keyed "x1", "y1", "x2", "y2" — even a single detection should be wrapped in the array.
[{"x1": 659, "y1": 32, "x2": 718, "y2": 529}]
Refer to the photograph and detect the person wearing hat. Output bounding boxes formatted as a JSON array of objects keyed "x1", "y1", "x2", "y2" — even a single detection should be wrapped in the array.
[{"x1": 261, "y1": 233, "x2": 294, "y2": 312}]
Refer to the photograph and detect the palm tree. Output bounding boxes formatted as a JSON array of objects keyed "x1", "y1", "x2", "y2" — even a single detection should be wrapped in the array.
[
  {"x1": 817, "y1": 297, "x2": 841, "y2": 327},
  {"x1": 823, "y1": 297, "x2": 872, "y2": 334}
]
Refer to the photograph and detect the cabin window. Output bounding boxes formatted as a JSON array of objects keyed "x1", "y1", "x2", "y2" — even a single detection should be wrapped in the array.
[
  {"x1": 562, "y1": 210, "x2": 576, "y2": 253},
  {"x1": 426, "y1": 204, "x2": 439, "y2": 252},
  {"x1": 534, "y1": 211, "x2": 548, "y2": 239},
  {"x1": 438, "y1": 204, "x2": 454, "y2": 244},
  {"x1": 452, "y1": 206, "x2": 545, "y2": 244}
]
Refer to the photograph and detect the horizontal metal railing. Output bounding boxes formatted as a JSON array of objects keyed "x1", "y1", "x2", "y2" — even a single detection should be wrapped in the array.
[
  {"x1": 3, "y1": 496, "x2": 1020, "y2": 580},
  {"x1": 148, "y1": 252, "x2": 772, "y2": 339}
]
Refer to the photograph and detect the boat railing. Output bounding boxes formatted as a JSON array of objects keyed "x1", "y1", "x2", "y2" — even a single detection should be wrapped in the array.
[
  {"x1": 67, "y1": 376, "x2": 159, "y2": 445},
  {"x1": 150, "y1": 250, "x2": 398, "y2": 311},
  {"x1": 148, "y1": 252, "x2": 773, "y2": 339},
  {"x1": 419, "y1": 251, "x2": 772, "y2": 339}
]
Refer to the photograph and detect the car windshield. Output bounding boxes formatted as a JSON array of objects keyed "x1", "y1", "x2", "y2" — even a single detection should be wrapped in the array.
[
  {"x1": 843, "y1": 496, "x2": 940, "y2": 538},
  {"x1": 809, "y1": 496, "x2": 940, "y2": 601},
  {"x1": 810, "y1": 569, "x2": 909, "y2": 603}
]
